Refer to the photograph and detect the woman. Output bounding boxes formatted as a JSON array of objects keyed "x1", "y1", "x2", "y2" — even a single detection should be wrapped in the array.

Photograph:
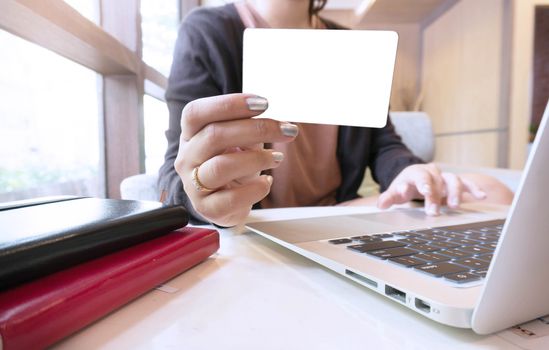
[{"x1": 158, "y1": 0, "x2": 513, "y2": 226}]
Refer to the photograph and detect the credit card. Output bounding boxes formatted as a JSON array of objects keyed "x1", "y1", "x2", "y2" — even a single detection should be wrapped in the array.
[{"x1": 243, "y1": 28, "x2": 398, "y2": 128}]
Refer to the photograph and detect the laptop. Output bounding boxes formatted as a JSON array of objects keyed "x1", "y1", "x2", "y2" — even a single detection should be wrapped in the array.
[{"x1": 246, "y1": 102, "x2": 549, "y2": 334}]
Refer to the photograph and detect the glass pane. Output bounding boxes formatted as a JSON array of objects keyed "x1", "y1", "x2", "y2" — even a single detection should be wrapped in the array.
[
  {"x1": 141, "y1": 0, "x2": 180, "y2": 77},
  {"x1": 0, "y1": 30, "x2": 103, "y2": 202},
  {"x1": 201, "y1": 0, "x2": 236, "y2": 6},
  {"x1": 63, "y1": 0, "x2": 99, "y2": 24},
  {"x1": 144, "y1": 95, "x2": 169, "y2": 174}
]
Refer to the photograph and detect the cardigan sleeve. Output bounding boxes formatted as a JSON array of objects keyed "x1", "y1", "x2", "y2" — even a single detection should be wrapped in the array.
[
  {"x1": 368, "y1": 117, "x2": 424, "y2": 191},
  {"x1": 157, "y1": 9, "x2": 225, "y2": 224}
]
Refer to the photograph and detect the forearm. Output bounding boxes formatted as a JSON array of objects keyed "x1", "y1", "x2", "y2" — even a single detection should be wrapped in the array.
[{"x1": 369, "y1": 118, "x2": 424, "y2": 190}]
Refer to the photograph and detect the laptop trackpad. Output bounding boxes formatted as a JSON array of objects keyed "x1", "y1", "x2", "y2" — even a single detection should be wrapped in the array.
[
  {"x1": 247, "y1": 208, "x2": 497, "y2": 244},
  {"x1": 348, "y1": 208, "x2": 480, "y2": 228}
]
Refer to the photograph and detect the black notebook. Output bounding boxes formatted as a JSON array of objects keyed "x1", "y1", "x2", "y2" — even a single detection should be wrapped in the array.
[{"x1": 0, "y1": 196, "x2": 188, "y2": 290}]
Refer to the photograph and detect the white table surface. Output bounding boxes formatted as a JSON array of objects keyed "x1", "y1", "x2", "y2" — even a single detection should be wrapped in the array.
[{"x1": 53, "y1": 207, "x2": 524, "y2": 350}]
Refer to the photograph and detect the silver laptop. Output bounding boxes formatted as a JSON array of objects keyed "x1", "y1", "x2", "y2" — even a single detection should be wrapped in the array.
[{"x1": 246, "y1": 102, "x2": 549, "y2": 334}]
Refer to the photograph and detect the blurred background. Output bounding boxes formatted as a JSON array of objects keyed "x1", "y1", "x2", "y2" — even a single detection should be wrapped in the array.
[{"x1": 0, "y1": 0, "x2": 547, "y2": 201}]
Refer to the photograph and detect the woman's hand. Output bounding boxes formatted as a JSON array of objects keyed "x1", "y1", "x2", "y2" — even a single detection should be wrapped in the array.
[
  {"x1": 377, "y1": 163, "x2": 487, "y2": 215},
  {"x1": 174, "y1": 93, "x2": 298, "y2": 226}
]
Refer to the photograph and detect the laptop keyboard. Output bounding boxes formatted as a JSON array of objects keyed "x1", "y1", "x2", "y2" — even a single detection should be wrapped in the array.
[{"x1": 328, "y1": 219, "x2": 505, "y2": 285}]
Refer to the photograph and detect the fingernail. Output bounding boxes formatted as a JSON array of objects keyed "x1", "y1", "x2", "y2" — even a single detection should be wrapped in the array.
[
  {"x1": 266, "y1": 175, "x2": 273, "y2": 185},
  {"x1": 246, "y1": 96, "x2": 268, "y2": 111},
  {"x1": 280, "y1": 122, "x2": 298, "y2": 137},
  {"x1": 421, "y1": 184, "x2": 432, "y2": 196},
  {"x1": 428, "y1": 203, "x2": 439, "y2": 215},
  {"x1": 477, "y1": 190, "x2": 487, "y2": 199},
  {"x1": 449, "y1": 197, "x2": 459, "y2": 207},
  {"x1": 272, "y1": 151, "x2": 284, "y2": 163}
]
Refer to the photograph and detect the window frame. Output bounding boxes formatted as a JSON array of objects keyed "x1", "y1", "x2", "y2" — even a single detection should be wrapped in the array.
[{"x1": 0, "y1": 0, "x2": 197, "y2": 198}]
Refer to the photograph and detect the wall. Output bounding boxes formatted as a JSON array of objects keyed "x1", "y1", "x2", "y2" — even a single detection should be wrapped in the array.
[
  {"x1": 357, "y1": 22, "x2": 422, "y2": 111},
  {"x1": 532, "y1": 6, "x2": 549, "y2": 133},
  {"x1": 509, "y1": 0, "x2": 549, "y2": 169},
  {"x1": 420, "y1": 0, "x2": 508, "y2": 167}
]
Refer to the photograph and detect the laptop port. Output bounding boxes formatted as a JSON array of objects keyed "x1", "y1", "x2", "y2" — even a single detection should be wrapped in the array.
[
  {"x1": 415, "y1": 298, "x2": 431, "y2": 313},
  {"x1": 385, "y1": 285, "x2": 406, "y2": 303},
  {"x1": 345, "y1": 269, "x2": 378, "y2": 288}
]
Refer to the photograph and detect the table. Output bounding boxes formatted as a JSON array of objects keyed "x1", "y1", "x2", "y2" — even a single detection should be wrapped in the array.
[{"x1": 53, "y1": 207, "x2": 526, "y2": 349}]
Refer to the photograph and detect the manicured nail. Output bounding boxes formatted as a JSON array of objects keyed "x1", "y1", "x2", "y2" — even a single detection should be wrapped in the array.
[
  {"x1": 266, "y1": 175, "x2": 273, "y2": 185},
  {"x1": 246, "y1": 96, "x2": 268, "y2": 111},
  {"x1": 421, "y1": 184, "x2": 432, "y2": 196},
  {"x1": 449, "y1": 197, "x2": 459, "y2": 207},
  {"x1": 280, "y1": 122, "x2": 298, "y2": 137},
  {"x1": 428, "y1": 203, "x2": 439, "y2": 215},
  {"x1": 272, "y1": 151, "x2": 284, "y2": 163},
  {"x1": 477, "y1": 190, "x2": 487, "y2": 199}
]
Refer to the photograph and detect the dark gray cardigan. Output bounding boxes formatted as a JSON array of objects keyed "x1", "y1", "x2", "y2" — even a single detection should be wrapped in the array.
[{"x1": 158, "y1": 4, "x2": 423, "y2": 223}]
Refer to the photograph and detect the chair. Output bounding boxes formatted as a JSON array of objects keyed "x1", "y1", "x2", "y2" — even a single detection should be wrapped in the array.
[{"x1": 120, "y1": 173, "x2": 160, "y2": 202}]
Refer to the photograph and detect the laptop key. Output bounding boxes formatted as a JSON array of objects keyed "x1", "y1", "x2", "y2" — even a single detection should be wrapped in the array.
[
  {"x1": 347, "y1": 240, "x2": 407, "y2": 253},
  {"x1": 393, "y1": 231, "x2": 421, "y2": 238},
  {"x1": 372, "y1": 233, "x2": 394, "y2": 238},
  {"x1": 328, "y1": 238, "x2": 353, "y2": 245},
  {"x1": 471, "y1": 269, "x2": 489, "y2": 278},
  {"x1": 436, "y1": 248, "x2": 473, "y2": 259},
  {"x1": 480, "y1": 227, "x2": 502, "y2": 233},
  {"x1": 437, "y1": 232, "x2": 468, "y2": 239},
  {"x1": 444, "y1": 272, "x2": 481, "y2": 283},
  {"x1": 477, "y1": 253, "x2": 494, "y2": 262},
  {"x1": 454, "y1": 258, "x2": 490, "y2": 270},
  {"x1": 412, "y1": 252, "x2": 450, "y2": 263},
  {"x1": 408, "y1": 244, "x2": 442, "y2": 252},
  {"x1": 414, "y1": 262, "x2": 469, "y2": 277},
  {"x1": 428, "y1": 241, "x2": 461, "y2": 249},
  {"x1": 457, "y1": 245, "x2": 493, "y2": 255},
  {"x1": 425, "y1": 235, "x2": 449, "y2": 242},
  {"x1": 448, "y1": 238, "x2": 479, "y2": 246},
  {"x1": 466, "y1": 235, "x2": 499, "y2": 243},
  {"x1": 397, "y1": 237, "x2": 429, "y2": 245},
  {"x1": 415, "y1": 229, "x2": 446, "y2": 235},
  {"x1": 351, "y1": 236, "x2": 383, "y2": 242},
  {"x1": 367, "y1": 247, "x2": 417, "y2": 259},
  {"x1": 446, "y1": 229, "x2": 476, "y2": 235},
  {"x1": 389, "y1": 256, "x2": 426, "y2": 267}
]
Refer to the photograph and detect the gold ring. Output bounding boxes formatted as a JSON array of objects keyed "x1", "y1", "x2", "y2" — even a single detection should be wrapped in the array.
[{"x1": 191, "y1": 165, "x2": 214, "y2": 192}]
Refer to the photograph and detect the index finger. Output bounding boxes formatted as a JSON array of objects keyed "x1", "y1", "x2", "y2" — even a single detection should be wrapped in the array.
[
  {"x1": 181, "y1": 93, "x2": 268, "y2": 140},
  {"x1": 410, "y1": 169, "x2": 441, "y2": 215}
]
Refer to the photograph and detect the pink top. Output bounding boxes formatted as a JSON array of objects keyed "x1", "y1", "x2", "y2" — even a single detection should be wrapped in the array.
[{"x1": 235, "y1": 1, "x2": 342, "y2": 208}]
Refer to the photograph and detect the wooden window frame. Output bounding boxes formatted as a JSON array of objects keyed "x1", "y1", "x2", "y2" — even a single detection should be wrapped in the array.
[{"x1": 0, "y1": 0, "x2": 198, "y2": 198}]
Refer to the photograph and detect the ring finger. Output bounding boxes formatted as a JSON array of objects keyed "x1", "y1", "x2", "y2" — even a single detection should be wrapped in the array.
[{"x1": 192, "y1": 149, "x2": 284, "y2": 194}]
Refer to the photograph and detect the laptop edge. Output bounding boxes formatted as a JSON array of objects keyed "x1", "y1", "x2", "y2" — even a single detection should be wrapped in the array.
[
  {"x1": 471, "y1": 101, "x2": 549, "y2": 334},
  {"x1": 247, "y1": 101, "x2": 549, "y2": 334}
]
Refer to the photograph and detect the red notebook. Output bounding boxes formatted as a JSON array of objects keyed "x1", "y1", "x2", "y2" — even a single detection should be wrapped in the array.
[{"x1": 0, "y1": 226, "x2": 219, "y2": 350}]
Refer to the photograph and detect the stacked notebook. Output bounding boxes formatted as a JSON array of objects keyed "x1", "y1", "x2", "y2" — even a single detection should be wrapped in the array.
[{"x1": 0, "y1": 196, "x2": 219, "y2": 350}]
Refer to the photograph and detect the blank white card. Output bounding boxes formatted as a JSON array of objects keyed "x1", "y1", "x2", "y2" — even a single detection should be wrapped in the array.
[{"x1": 242, "y1": 28, "x2": 398, "y2": 128}]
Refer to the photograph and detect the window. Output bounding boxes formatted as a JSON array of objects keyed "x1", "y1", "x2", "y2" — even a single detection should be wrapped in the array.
[
  {"x1": 0, "y1": 0, "x2": 202, "y2": 201},
  {"x1": 141, "y1": 0, "x2": 179, "y2": 175},
  {"x1": 0, "y1": 30, "x2": 103, "y2": 201},
  {"x1": 144, "y1": 95, "x2": 169, "y2": 174},
  {"x1": 63, "y1": 0, "x2": 100, "y2": 24},
  {"x1": 141, "y1": 0, "x2": 180, "y2": 77}
]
